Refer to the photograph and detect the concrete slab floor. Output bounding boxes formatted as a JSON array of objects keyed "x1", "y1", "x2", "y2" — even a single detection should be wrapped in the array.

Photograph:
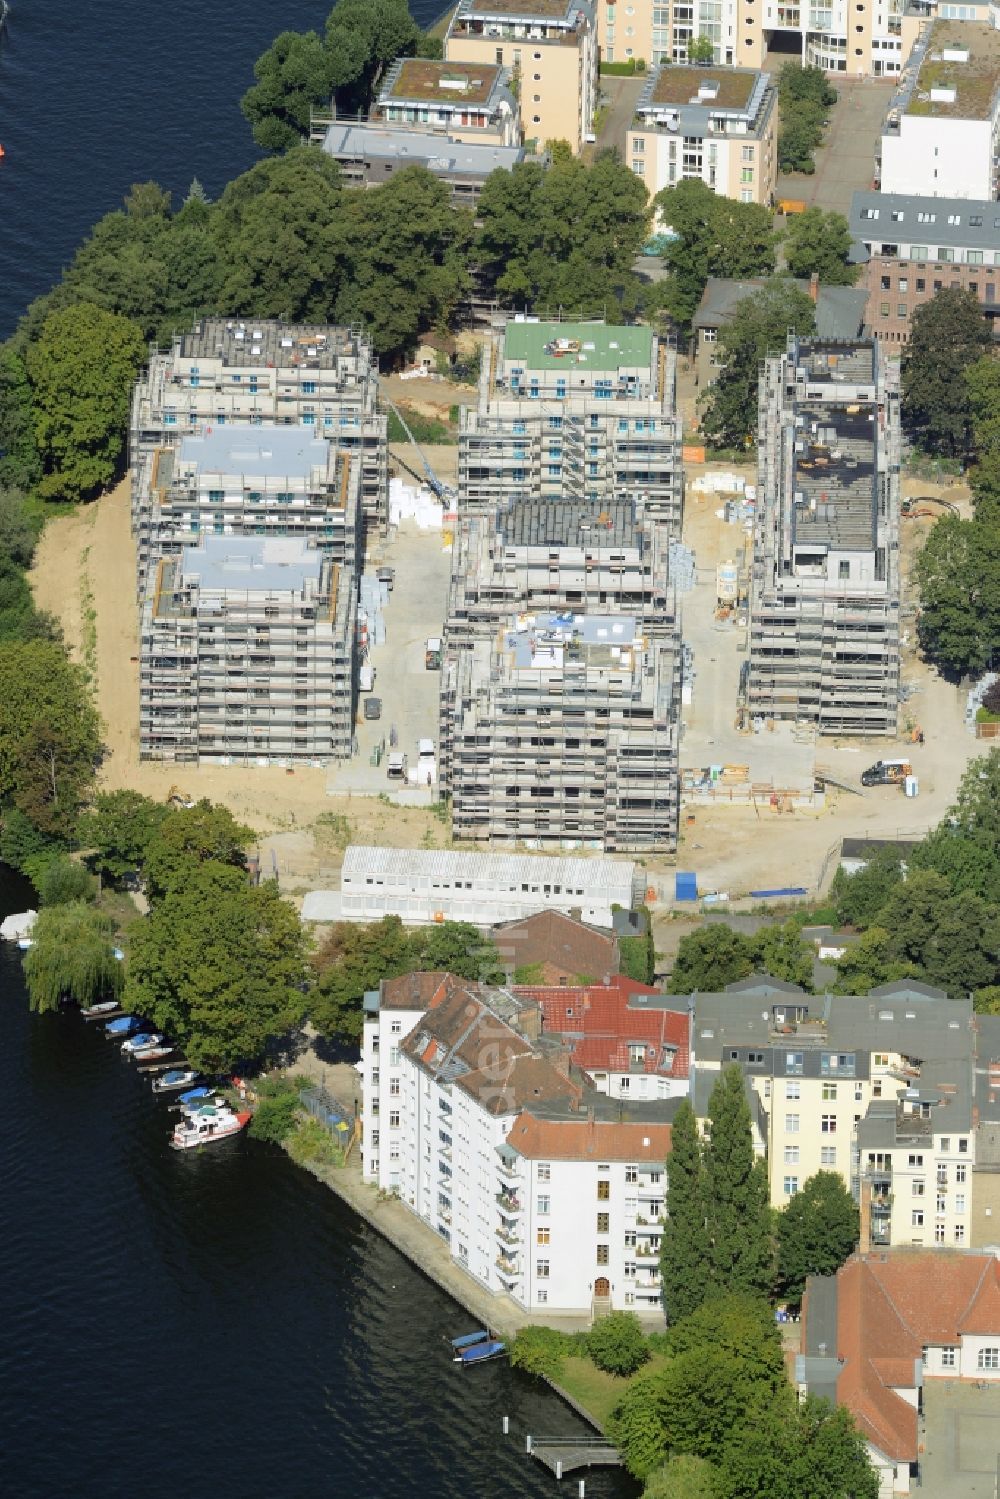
[{"x1": 920, "y1": 1379, "x2": 1000, "y2": 1498}]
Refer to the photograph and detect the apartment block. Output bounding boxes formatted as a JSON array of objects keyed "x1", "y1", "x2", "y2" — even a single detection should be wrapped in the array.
[
  {"x1": 317, "y1": 122, "x2": 524, "y2": 208},
  {"x1": 446, "y1": 498, "x2": 676, "y2": 649},
  {"x1": 139, "y1": 536, "x2": 354, "y2": 764},
  {"x1": 850, "y1": 188, "x2": 1000, "y2": 346},
  {"x1": 439, "y1": 610, "x2": 680, "y2": 852},
  {"x1": 131, "y1": 319, "x2": 387, "y2": 526},
  {"x1": 132, "y1": 424, "x2": 362, "y2": 595},
  {"x1": 627, "y1": 65, "x2": 778, "y2": 210},
  {"x1": 877, "y1": 21, "x2": 1000, "y2": 199},
  {"x1": 445, "y1": 0, "x2": 598, "y2": 154},
  {"x1": 360, "y1": 971, "x2": 679, "y2": 1314},
  {"x1": 596, "y1": 0, "x2": 914, "y2": 74},
  {"x1": 372, "y1": 57, "x2": 521, "y2": 145},
  {"x1": 460, "y1": 320, "x2": 682, "y2": 530},
  {"x1": 747, "y1": 335, "x2": 901, "y2": 737},
  {"x1": 690, "y1": 976, "x2": 977, "y2": 1251}
]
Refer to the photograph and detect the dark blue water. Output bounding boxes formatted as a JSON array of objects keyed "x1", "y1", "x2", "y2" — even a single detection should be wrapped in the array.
[
  {"x1": 0, "y1": 0, "x2": 444, "y2": 339},
  {"x1": 0, "y1": 867, "x2": 636, "y2": 1497}
]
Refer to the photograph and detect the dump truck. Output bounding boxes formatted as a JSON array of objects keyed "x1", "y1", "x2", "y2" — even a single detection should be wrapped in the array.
[
  {"x1": 386, "y1": 752, "x2": 407, "y2": 780},
  {"x1": 861, "y1": 759, "x2": 912, "y2": 788},
  {"x1": 425, "y1": 637, "x2": 442, "y2": 670}
]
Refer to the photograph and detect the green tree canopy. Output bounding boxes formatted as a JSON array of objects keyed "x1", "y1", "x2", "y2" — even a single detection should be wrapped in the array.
[
  {"x1": 587, "y1": 1311, "x2": 651, "y2": 1377},
  {"x1": 782, "y1": 209, "x2": 856, "y2": 285},
  {"x1": 0, "y1": 487, "x2": 39, "y2": 568},
  {"x1": 36, "y1": 855, "x2": 97, "y2": 906},
  {"x1": 126, "y1": 866, "x2": 306, "y2": 1070},
  {"x1": 913, "y1": 511, "x2": 1000, "y2": 678},
  {"x1": 700, "y1": 279, "x2": 816, "y2": 449},
  {"x1": 720, "y1": 1397, "x2": 878, "y2": 1499},
  {"x1": 142, "y1": 800, "x2": 253, "y2": 900},
  {"x1": 703, "y1": 1065, "x2": 773, "y2": 1297},
  {"x1": 0, "y1": 347, "x2": 42, "y2": 491},
  {"x1": 77, "y1": 790, "x2": 172, "y2": 882},
  {"x1": 913, "y1": 748, "x2": 1000, "y2": 904},
  {"x1": 643, "y1": 1456, "x2": 718, "y2": 1499},
  {"x1": 875, "y1": 870, "x2": 999, "y2": 998},
  {"x1": 25, "y1": 303, "x2": 146, "y2": 503},
  {"x1": 653, "y1": 179, "x2": 777, "y2": 328},
  {"x1": 23, "y1": 902, "x2": 122, "y2": 1013},
  {"x1": 667, "y1": 1292, "x2": 784, "y2": 1384},
  {"x1": 661, "y1": 1100, "x2": 710, "y2": 1322},
  {"x1": 902, "y1": 288, "x2": 992, "y2": 458},
  {"x1": 830, "y1": 846, "x2": 907, "y2": 928},
  {"x1": 241, "y1": 30, "x2": 339, "y2": 152},
  {"x1": 668, "y1": 925, "x2": 753, "y2": 993},
  {"x1": 833, "y1": 926, "x2": 918, "y2": 995},
  {"x1": 776, "y1": 1171, "x2": 859, "y2": 1303},
  {"x1": 0, "y1": 639, "x2": 101, "y2": 836}
]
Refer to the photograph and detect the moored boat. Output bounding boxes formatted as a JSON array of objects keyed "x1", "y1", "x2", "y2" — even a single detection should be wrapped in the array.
[
  {"x1": 454, "y1": 1338, "x2": 506, "y2": 1366},
  {"x1": 132, "y1": 1044, "x2": 174, "y2": 1063},
  {"x1": 105, "y1": 1015, "x2": 142, "y2": 1038},
  {"x1": 152, "y1": 1069, "x2": 199, "y2": 1094},
  {"x1": 81, "y1": 1001, "x2": 122, "y2": 1020},
  {"x1": 170, "y1": 1106, "x2": 250, "y2": 1150},
  {"x1": 121, "y1": 1031, "x2": 163, "y2": 1054}
]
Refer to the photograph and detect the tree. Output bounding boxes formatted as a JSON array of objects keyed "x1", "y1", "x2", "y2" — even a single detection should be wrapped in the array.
[
  {"x1": 668, "y1": 926, "x2": 753, "y2": 994},
  {"x1": 667, "y1": 1293, "x2": 785, "y2": 1390},
  {"x1": 0, "y1": 487, "x2": 39, "y2": 567},
  {"x1": 703, "y1": 1066, "x2": 772, "y2": 1297},
  {"x1": 913, "y1": 511, "x2": 1000, "y2": 678},
  {"x1": 777, "y1": 64, "x2": 835, "y2": 175},
  {"x1": 36, "y1": 855, "x2": 97, "y2": 906},
  {"x1": 0, "y1": 346, "x2": 42, "y2": 491},
  {"x1": 126, "y1": 866, "x2": 306, "y2": 1071},
  {"x1": 783, "y1": 209, "x2": 857, "y2": 285},
  {"x1": 687, "y1": 36, "x2": 714, "y2": 63},
  {"x1": 833, "y1": 926, "x2": 917, "y2": 995},
  {"x1": 966, "y1": 355, "x2": 1000, "y2": 464},
  {"x1": 876, "y1": 870, "x2": 999, "y2": 998},
  {"x1": 0, "y1": 640, "x2": 101, "y2": 836},
  {"x1": 240, "y1": 30, "x2": 338, "y2": 152},
  {"x1": 23, "y1": 902, "x2": 122, "y2": 1013},
  {"x1": 913, "y1": 749, "x2": 1000, "y2": 905},
  {"x1": 750, "y1": 921, "x2": 813, "y2": 989},
  {"x1": 830, "y1": 846, "x2": 906, "y2": 929},
  {"x1": 700, "y1": 279, "x2": 815, "y2": 449},
  {"x1": 776, "y1": 1171, "x2": 859, "y2": 1302},
  {"x1": 721, "y1": 1398, "x2": 878, "y2": 1499},
  {"x1": 77, "y1": 790, "x2": 171, "y2": 883},
  {"x1": 411, "y1": 920, "x2": 501, "y2": 980},
  {"x1": 643, "y1": 1457, "x2": 718, "y2": 1499},
  {"x1": 661, "y1": 1101, "x2": 710, "y2": 1322},
  {"x1": 142, "y1": 800, "x2": 253, "y2": 900},
  {"x1": 974, "y1": 986, "x2": 1000, "y2": 1015},
  {"x1": 25, "y1": 303, "x2": 147, "y2": 503},
  {"x1": 902, "y1": 288, "x2": 992, "y2": 458},
  {"x1": 587, "y1": 1311, "x2": 651, "y2": 1377},
  {"x1": 653, "y1": 179, "x2": 776, "y2": 328},
  {"x1": 608, "y1": 1370, "x2": 675, "y2": 1480},
  {"x1": 311, "y1": 915, "x2": 416, "y2": 1042}
]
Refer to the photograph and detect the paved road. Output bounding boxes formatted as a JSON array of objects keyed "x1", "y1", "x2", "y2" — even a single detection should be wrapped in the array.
[
  {"x1": 591, "y1": 74, "x2": 645, "y2": 159},
  {"x1": 776, "y1": 77, "x2": 895, "y2": 216}
]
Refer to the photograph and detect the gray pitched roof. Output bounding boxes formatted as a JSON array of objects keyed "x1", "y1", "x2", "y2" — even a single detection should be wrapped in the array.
[
  {"x1": 693, "y1": 278, "x2": 868, "y2": 340},
  {"x1": 850, "y1": 190, "x2": 1000, "y2": 255}
]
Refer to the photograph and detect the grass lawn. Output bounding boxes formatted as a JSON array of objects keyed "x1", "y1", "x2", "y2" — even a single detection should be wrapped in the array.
[{"x1": 556, "y1": 1350, "x2": 670, "y2": 1430}]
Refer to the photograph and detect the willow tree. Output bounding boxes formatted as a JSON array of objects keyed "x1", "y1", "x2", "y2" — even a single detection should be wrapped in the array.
[{"x1": 22, "y1": 902, "x2": 122, "y2": 1013}]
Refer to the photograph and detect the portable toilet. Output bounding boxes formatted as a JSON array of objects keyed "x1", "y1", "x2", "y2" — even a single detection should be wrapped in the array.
[{"x1": 904, "y1": 775, "x2": 919, "y2": 798}]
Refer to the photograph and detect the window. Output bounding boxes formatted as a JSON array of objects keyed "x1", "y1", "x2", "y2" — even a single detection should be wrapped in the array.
[
  {"x1": 785, "y1": 1081, "x2": 800, "y2": 1100},
  {"x1": 935, "y1": 1224, "x2": 946, "y2": 1244},
  {"x1": 389, "y1": 1079, "x2": 400, "y2": 1097},
  {"x1": 537, "y1": 1289, "x2": 548, "y2": 1304},
  {"x1": 597, "y1": 1213, "x2": 610, "y2": 1234},
  {"x1": 785, "y1": 1114, "x2": 800, "y2": 1134},
  {"x1": 741, "y1": 145, "x2": 755, "y2": 162},
  {"x1": 740, "y1": 168, "x2": 754, "y2": 184},
  {"x1": 389, "y1": 1111, "x2": 400, "y2": 1129},
  {"x1": 959, "y1": 1139, "x2": 969, "y2": 1154},
  {"x1": 786, "y1": 1052, "x2": 804, "y2": 1075},
  {"x1": 912, "y1": 1210, "x2": 924, "y2": 1227},
  {"x1": 390, "y1": 1020, "x2": 402, "y2": 1035},
  {"x1": 941, "y1": 1138, "x2": 951, "y2": 1153},
  {"x1": 912, "y1": 1180, "x2": 925, "y2": 1196},
  {"x1": 822, "y1": 1115, "x2": 837, "y2": 1134},
  {"x1": 941, "y1": 1347, "x2": 957, "y2": 1368},
  {"x1": 956, "y1": 1194, "x2": 966, "y2": 1213},
  {"x1": 537, "y1": 1196, "x2": 550, "y2": 1215},
  {"x1": 821, "y1": 1146, "x2": 837, "y2": 1167},
  {"x1": 967, "y1": 250, "x2": 984, "y2": 266},
  {"x1": 597, "y1": 1180, "x2": 610, "y2": 1200},
  {"x1": 954, "y1": 1225, "x2": 965, "y2": 1244},
  {"x1": 537, "y1": 1259, "x2": 550, "y2": 1279},
  {"x1": 956, "y1": 1164, "x2": 967, "y2": 1184},
  {"x1": 909, "y1": 1154, "x2": 924, "y2": 1167},
  {"x1": 822, "y1": 1083, "x2": 839, "y2": 1101},
  {"x1": 633, "y1": 136, "x2": 644, "y2": 153},
  {"x1": 625, "y1": 1166, "x2": 638, "y2": 1183},
  {"x1": 537, "y1": 1227, "x2": 550, "y2": 1245},
  {"x1": 631, "y1": 160, "x2": 645, "y2": 176},
  {"x1": 784, "y1": 1146, "x2": 800, "y2": 1165},
  {"x1": 597, "y1": 1244, "x2": 610, "y2": 1266},
  {"x1": 783, "y1": 1176, "x2": 799, "y2": 1196}
]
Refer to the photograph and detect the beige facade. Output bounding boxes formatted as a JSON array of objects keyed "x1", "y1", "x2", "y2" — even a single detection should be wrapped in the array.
[
  {"x1": 445, "y1": 0, "x2": 598, "y2": 154},
  {"x1": 372, "y1": 57, "x2": 521, "y2": 146},
  {"x1": 627, "y1": 65, "x2": 777, "y2": 210}
]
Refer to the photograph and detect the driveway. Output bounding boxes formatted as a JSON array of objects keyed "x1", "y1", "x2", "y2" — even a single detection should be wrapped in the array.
[
  {"x1": 591, "y1": 73, "x2": 646, "y2": 159},
  {"x1": 775, "y1": 76, "x2": 895, "y2": 216}
]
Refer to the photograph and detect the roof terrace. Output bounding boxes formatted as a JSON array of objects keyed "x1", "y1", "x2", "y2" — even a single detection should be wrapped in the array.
[
  {"x1": 900, "y1": 20, "x2": 1000, "y2": 121},
  {"x1": 501, "y1": 321, "x2": 654, "y2": 372},
  {"x1": 383, "y1": 58, "x2": 503, "y2": 105}
]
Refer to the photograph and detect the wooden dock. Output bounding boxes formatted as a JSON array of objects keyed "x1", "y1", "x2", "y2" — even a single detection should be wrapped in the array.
[{"x1": 527, "y1": 1436, "x2": 622, "y2": 1476}]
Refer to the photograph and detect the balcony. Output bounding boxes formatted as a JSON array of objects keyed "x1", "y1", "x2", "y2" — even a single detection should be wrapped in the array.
[
  {"x1": 496, "y1": 1191, "x2": 523, "y2": 1215},
  {"x1": 870, "y1": 1195, "x2": 893, "y2": 1216},
  {"x1": 495, "y1": 1255, "x2": 522, "y2": 1282},
  {"x1": 636, "y1": 1243, "x2": 660, "y2": 1260},
  {"x1": 497, "y1": 1157, "x2": 520, "y2": 1181},
  {"x1": 495, "y1": 1224, "x2": 521, "y2": 1246}
]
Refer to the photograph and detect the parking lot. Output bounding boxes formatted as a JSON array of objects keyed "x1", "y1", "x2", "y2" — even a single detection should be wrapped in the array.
[{"x1": 774, "y1": 75, "x2": 896, "y2": 216}]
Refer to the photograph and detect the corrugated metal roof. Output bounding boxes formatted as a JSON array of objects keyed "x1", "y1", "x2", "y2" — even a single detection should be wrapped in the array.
[{"x1": 341, "y1": 844, "x2": 636, "y2": 893}]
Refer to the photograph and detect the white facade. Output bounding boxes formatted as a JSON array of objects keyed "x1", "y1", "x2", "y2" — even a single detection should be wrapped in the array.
[
  {"x1": 880, "y1": 113, "x2": 997, "y2": 198},
  {"x1": 340, "y1": 845, "x2": 639, "y2": 928}
]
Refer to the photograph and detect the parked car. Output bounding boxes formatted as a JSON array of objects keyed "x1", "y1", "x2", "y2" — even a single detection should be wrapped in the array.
[
  {"x1": 364, "y1": 697, "x2": 382, "y2": 721},
  {"x1": 861, "y1": 759, "x2": 911, "y2": 788}
]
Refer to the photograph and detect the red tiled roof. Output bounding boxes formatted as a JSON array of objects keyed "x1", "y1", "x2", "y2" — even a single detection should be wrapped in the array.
[
  {"x1": 380, "y1": 972, "x2": 456, "y2": 1010},
  {"x1": 506, "y1": 1110, "x2": 672, "y2": 1162},
  {"x1": 492, "y1": 909, "x2": 619, "y2": 979},
  {"x1": 516, "y1": 978, "x2": 690, "y2": 1080}
]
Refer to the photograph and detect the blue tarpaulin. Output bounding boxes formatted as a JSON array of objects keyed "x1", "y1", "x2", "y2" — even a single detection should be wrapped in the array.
[
  {"x1": 748, "y1": 887, "x2": 807, "y2": 899},
  {"x1": 675, "y1": 872, "x2": 698, "y2": 901}
]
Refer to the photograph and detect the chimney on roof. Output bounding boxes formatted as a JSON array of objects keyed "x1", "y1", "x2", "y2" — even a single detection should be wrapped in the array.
[{"x1": 809, "y1": 272, "x2": 819, "y2": 305}]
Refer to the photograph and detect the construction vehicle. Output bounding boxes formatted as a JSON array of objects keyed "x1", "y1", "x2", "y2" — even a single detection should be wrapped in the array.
[
  {"x1": 777, "y1": 198, "x2": 807, "y2": 215},
  {"x1": 861, "y1": 759, "x2": 912, "y2": 788},
  {"x1": 379, "y1": 384, "x2": 455, "y2": 501},
  {"x1": 387, "y1": 752, "x2": 407, "y2": 780},
  {"x1": 901, "y1": 495, "x2": 959, "y2": 519},
  {"x1": 166, "y1": 785, "x2": 195, "y2": 808},
  {"x1": 425, "y1": 637, "x2": 442, "y2": 670}
]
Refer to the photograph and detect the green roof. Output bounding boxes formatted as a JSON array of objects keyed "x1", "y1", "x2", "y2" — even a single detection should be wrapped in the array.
[{"x1": 501, "y1": 322, "x2": 654, "y2": 372}]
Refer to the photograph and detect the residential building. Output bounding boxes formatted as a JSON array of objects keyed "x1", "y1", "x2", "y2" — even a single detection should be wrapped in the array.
[
  {"x1": 360, "y1": 970, "x2": 679, "y2": 1314},
  {"x1": 371, "y1": 56, "x2": 520, "y2": 143},
  {"x1": 132, "y1": 424, "x2": 362, "y2": 595},
  {"x1": 746, "y1": 336, "x2": 901, "y2": 737},
  {"x1": 627, "y1": 65, "x2": 778, "y2": 210},
  {"x1": 800, "y1": 1252, "x2": 1000, "y2": 1496},
  {"x1": 460, "y1": 320, "x2": 683, "y2": 530},
  {"x1": 522, "y1": 977, "x2": 691, "y2": 1099},
  {"x1": 139, "y1": 536, "x2": 354, "y2": 763},
  {"x1": 877, "y1": 21, "x2": 1000, "y2": 199},
  {"x1": 849, "y1": 188, "x2": 1000, "y2": 346},
  {"x1": 439, "y1": 610, "x2": 681, "y2": 851},
  {"x1": 131, "y1": 319, "x2": 387, "y2": 526},
  {"x1": 970, "y1": 1014, "x2": 1000, "y2": 1247},
  {"x1": 445, "y1": 498, "x2": 677, "y2": 649},
  {"x1": 328, "y1": 844, "x2": 644, "y2": 927},
  {"x1": 445, "y1": 0, "x2": 598, "y2": 154},
  {"x1": 491, "y1": 907, "x2": 621, "y2": 983},
  {"x1": 596, "y1": 0, "x2": 918, "y2": 75},
  {"x1": 692, "y1": 278, "x2": 869, "y2": 389},
  {"x1": 317, "y1": 122, "x2": 525, "y2": 208},
  {"x1": 689, "y1": 975, "x2": 976, "y2": 1251}
]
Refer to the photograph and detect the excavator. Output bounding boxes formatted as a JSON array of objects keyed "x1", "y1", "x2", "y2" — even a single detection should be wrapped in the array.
[{"x1": 901, "y1": 495, "x2": 959, "y2": 520}]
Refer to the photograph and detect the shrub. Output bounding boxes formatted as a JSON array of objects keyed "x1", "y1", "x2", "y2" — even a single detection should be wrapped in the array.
[
  {"x1": 509, "y1": 1325, "x2": 574, "y2": 1379},
  {"x1": 587, "y1": 1312, "x2": 652, "y2": 1377},
  {"x1": 36, "y1": 855, "x2": 97, "y2": 906},
  {"x1": 983, "y1": 679, "x2": 1000, "y2": 716},
  {"x1": 248, "y1": 1088, "x2": 302, "y2": 1144},
  {"x1": 286, "y1": 1116, "x2": 344, "y2": 1167}
]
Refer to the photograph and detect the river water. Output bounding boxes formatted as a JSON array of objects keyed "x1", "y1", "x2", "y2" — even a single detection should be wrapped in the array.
[{"x1": 0, "y1": 863, "x2": 636, "y2": 1497}]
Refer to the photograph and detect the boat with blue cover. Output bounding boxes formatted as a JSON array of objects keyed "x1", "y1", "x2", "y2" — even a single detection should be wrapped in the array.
[
  {"x1": 152, "y1": 1068, "x2": 199, "y2": 1094},
  {"x1": 122, "y1": 1031, "x2": 163, "y2": 1054},
  {"x1": 450, "y1": 1330, "x2": 489, "y2": 1351},
  {"x1": 105, "y1": 1015, "x2": 142, "y2": 1037},
  {"x1": 454, "y1": 1338, "x2": 506, "y2": 1366},
  {"x1": 177, "y1": 1085, "x2": 214, "y2": 1105}
]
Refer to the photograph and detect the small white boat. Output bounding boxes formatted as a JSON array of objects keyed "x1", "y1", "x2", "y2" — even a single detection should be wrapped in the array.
[
  {"x1": 81, "y1": 1001, "x2": 122, "y2": 1020},
  {"x1": 1, "y1": 909, "x2": 36, "y2": 943},
  {"x1": 152, "y1": 1069, "x2": 199, "y2": 1094},
  {"x1": 170, "y1": 1106, "x2": 250, "y2": 1150},
  {"x1": 133, "y1": 1045, "x2": 174, "y2": 1063},
  {"x1": 121, "y1": 1032, "x2": 163, "y2": 1054}
]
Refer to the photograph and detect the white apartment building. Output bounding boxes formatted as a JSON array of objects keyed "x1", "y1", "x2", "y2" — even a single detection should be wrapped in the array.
[
  {"x1": 361, "y1": 972, "x2": 677, "y2": 1315},
  {"x1": 877, "y1": 21, "x2": 1000, "y2": 199},
  {"x1": 690, "y1": 976, "x2": 976, "y2": 1251}
]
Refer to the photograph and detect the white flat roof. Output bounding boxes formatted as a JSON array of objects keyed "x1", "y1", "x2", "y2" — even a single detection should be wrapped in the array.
[{"x1": 341, "y1": 844, "x2": 636, "y2": 892}]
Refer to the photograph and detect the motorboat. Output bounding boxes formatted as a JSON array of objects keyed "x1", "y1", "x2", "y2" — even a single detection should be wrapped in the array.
[
  {"x1": 105, "y1": 1015, "x2": 142, "y2": 1038},
  {"x1": 454, "y1": 1338, "x2": 506, "y2": 1366},
  {"x1": 132, "y1": 1044, "x2": 174, "y2": 1063},
  {"x1": 121, "y1": 1031, "x2": 163, "y2": 1054},
  {"x1": 152, "y1": 1069, "x2": 199, "y2": 1094},
  {"x1": 170, "y1": 1106, "x2": 250, "y2": 1150},
  {"x1": 80, "y1": 1001, "x2": 122, "y2": 1020}
]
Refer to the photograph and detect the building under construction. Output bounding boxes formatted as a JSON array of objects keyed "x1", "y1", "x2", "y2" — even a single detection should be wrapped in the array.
[
  {"x1": 439, "y1": 611, "x2": 680, "y2": 852},
  {"x1": 445, "y1": 497, "x2": 676, "y2": 647},
  {"x1": 130, "y1": 319, "x2": 387, "y2": 526},
  {"x1": 746, "y1": 336, "x2": 901, "y2": 736},
  {"x1": 131, "y1": 425, "x2": 362, "y2": 596},
  {"x1": 459, "y1": 320, "x2": 683, "y2": 531},
  {"x1": 139, "y1": 536, "x2": 355, "y2": 764}
]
